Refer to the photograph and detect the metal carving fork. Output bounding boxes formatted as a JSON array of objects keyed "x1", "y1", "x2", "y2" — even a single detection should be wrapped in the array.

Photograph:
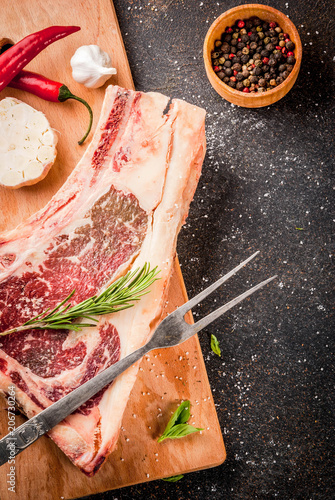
[{"x1": 0, "y1": 251, "x2": 276, "y2": 466}]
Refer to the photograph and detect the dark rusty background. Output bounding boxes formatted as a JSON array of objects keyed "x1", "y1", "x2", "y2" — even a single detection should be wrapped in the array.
[{"x1": 85, "y1": 1, "x2": 334, "y2": 498}]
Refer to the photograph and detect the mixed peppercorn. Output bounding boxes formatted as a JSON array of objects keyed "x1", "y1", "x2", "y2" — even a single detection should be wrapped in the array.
[{"x1": 211, "y1": 17, "x2": 296, "y2": 93}]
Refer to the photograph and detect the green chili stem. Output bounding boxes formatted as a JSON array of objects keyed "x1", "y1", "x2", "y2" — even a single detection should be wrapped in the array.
[{"x1": 58, "y1": 85, "x2": 93, "y2": 145}]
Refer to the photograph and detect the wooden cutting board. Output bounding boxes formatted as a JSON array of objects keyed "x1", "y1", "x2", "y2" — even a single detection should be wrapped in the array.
[{"x1": 0, "y1": 1, "x2": 226, "y2": 498}]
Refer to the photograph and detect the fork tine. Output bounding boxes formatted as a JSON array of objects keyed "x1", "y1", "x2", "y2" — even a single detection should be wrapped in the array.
[
  {"x1": 192, "y1": 275, "x2": 277, "y2": 334},
  {"x1": 178, "y1": 250, "x2": 260, "y2": 316}
]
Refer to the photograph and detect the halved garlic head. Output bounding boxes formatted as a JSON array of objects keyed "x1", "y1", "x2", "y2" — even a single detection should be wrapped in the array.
[{"x1": 0, "y1": 98, "x2": 57, "y2": 189}]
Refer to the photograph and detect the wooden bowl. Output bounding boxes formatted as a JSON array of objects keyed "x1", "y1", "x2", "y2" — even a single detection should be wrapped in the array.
[{"x1": 203, "y1": 4, "x2": 302, "y2": 107}]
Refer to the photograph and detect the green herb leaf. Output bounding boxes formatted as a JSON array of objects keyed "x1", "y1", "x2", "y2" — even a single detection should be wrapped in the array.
[
  {"x1": 162, "y1": 475, "x2": 184, "y2": 482},
  {"x1": 157, "y1": 400, "x2": 203, "y2": 443},
  {"x1": 163, "y1": 400, "x2": 190, "y2": 434},
  {"x1": 211, "y1": 334, "x2": 221, "y2": 357},
  {"x1": 158, "y1": 423, "x2": 203, "y2": 443},
  {"x1": 0, "y1": 264, "x2": 160, "y2": 337},
  {"x1": 295, "y1": 227, "x2": 304, "y2": 231}
]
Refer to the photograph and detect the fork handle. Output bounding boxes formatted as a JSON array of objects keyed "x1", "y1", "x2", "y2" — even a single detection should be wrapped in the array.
[{"x1": 0, "y1": 343, "x2": 149, "y2": 466}]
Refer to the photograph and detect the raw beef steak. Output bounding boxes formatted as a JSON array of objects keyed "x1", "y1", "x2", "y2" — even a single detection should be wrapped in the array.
[{"x1": 0, "y1": 86, "x2": 206, "y2": 475}]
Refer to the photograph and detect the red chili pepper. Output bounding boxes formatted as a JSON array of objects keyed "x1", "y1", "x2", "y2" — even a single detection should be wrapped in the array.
[
  {"x1": 8, "y1": 70, "x2": 93, "y2": 145},
  {"x1": 0, "y1": 26, "x2": 80, "y2": 92}
]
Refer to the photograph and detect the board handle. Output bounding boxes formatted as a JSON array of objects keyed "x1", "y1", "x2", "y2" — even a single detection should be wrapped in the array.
[{"x1": 0, "y1": 37, "x2": 14, "y2": 54}]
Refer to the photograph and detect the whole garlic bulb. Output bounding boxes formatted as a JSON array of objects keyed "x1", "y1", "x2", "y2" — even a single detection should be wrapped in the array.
[{"x1": 70, "y1": 45, "x2": 117, "y2": 89}]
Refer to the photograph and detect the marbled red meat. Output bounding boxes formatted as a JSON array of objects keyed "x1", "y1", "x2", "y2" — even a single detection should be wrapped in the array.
[{"x1": 0, "y1": 85, "x2": 206, "y2": 475}]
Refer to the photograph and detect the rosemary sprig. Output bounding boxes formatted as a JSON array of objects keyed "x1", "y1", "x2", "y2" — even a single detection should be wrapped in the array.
[{"x1": 0, "y1": 263, "x2": 160, "y2": 338}]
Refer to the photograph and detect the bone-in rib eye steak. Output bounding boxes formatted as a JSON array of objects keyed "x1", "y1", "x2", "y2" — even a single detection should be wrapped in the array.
[{"x1": 0, "y1": 86, "x2": 206, "y2": 475}]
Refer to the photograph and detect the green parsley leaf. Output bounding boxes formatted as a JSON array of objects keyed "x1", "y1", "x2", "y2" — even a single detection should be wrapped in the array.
[
  {"x1": 157, "y1": 400, "x2": 203, "y2": 443},
  {"x1": 162, "y1": 475, "x2": 184, "y2": 482},
  {"x1": 295, "y1": 227, "x2": 304, "y2": 230},
  {"x1": 211, "y1": 334, "x2": 221, "y2": 357}
]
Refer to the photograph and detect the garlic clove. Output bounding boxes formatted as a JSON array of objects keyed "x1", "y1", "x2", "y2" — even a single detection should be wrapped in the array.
[{"x1": 70, "y1": 45, "x2": 117, "y2": 89}]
